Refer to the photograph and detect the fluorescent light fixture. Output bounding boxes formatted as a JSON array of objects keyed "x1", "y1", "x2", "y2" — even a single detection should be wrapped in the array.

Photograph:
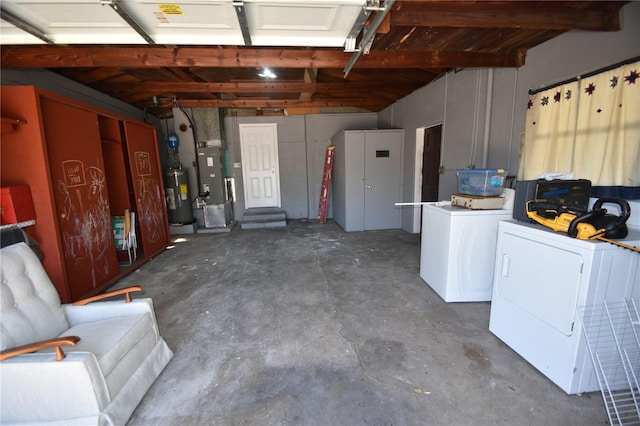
[{"x1": 258, "y1": 67, "x2": 277, "y2": 78}]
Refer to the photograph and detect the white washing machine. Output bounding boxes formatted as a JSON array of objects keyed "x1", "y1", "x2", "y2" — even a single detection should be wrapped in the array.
[
  {"x1": 420, "y1": 203, "x2": 513, "y2": 302},
  {"x1": 489, "y1": 219, "x2": 640, "y2": 394}
]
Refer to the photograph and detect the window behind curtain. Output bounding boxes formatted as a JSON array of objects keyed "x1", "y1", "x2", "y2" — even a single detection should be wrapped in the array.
[{"x1": 520, "y1": 60, "x2": 640, "y2": 193}]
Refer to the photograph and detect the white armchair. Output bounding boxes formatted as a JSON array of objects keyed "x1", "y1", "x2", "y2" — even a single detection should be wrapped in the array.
[{"x1": 0, "y1": 242, "x2": 173, "y2": 425}]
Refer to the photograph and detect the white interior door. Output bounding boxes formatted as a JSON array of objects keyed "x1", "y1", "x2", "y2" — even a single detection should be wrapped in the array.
[{"x1": 239, "y1": 123, "x2": 281, "y2": 208}]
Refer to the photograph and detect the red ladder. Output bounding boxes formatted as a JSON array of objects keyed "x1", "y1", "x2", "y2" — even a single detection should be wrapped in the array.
[{"x1": 317, "y1": 146, "x2": 335, "y2": 223}]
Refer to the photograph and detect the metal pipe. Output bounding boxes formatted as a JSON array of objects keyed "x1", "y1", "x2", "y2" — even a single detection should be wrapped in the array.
[
  {"x1": 233, "y1": 1, "x2": 252, "y2": 46},
  {"x1": 482, "y1": 68, "x2": 494, "y2": 168},
  {"x1": 343, "y1": 0, "x2": 396, "y2": 77},
  {"x1": 1, "y1": 7, "x2": 53, "y2": 43},
  {"x1": 108, "y1": 0, "x2": 155, "y2": 44}
]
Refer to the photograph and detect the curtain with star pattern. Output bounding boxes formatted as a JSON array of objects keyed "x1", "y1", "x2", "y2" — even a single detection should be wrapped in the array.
[
  {"x1": 520, "y1": 60, "x2": 640, "y2": 188},
  {"x1": 520, "y1": 80, "x2": 580, "y2": 180}
]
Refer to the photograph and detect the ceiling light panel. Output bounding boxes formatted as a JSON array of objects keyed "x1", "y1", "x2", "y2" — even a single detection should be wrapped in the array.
[
  {"x1": 244, "y1": 0, "x2": 366, "y2": 47},
  {"x1": 0, "y1": 0, "x2": 148, "y2": 44},
  {"x1": 119, "y1": 0, "x2": 244, "y2": 45}
]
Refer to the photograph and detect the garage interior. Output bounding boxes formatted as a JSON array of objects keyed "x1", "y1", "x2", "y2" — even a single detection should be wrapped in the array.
[{"x1": 1, "y1": 1, "x2": 638, "y2": 424}]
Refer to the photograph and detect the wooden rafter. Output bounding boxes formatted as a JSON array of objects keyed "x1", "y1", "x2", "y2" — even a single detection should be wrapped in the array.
[
  {"x1": 299, "y1": 68, "x2": 317, "y2": 101},
  {"x1": 97, "y1": 81, "x2": 421, "y2": 95},
  {"x1": 390, "y1": 1, "x2": 624, "y2": 31},
  {"x1": 0, "y1": 46, "x2": 526, "y2": 69},
  {"x1": 174, "y1": 98, "x2": 386, "y2": 109}
]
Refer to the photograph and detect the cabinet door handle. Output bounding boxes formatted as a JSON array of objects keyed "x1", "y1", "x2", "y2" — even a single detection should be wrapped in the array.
[{"x1": 501, "y1": 254, "x2": 510, "y2": 278}]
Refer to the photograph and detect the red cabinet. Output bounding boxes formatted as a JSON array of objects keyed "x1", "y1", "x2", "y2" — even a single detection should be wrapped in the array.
[
  {"x1": 0, "y1": 86, "x2": 169, "y2": 302},
  {"x1": 40, "y1": 97, "x2": 120, "y2": 301},
  {"x1": 123, "y1": 121, "x2": 169, "y2": 258}
]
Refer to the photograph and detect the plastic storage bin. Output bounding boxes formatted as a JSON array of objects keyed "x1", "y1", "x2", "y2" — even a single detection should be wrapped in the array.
[
  {"x1": 457, "y1": 169, "x2": 507, "y2": 196},
  {"x1": 111, "y1": 216, "x2": 126, "y2": 250}
]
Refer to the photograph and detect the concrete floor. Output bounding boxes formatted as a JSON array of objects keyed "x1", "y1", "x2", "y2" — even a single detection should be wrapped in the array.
[{"x1": 117, "y1": 220, "x2": 606, "y2": 426}]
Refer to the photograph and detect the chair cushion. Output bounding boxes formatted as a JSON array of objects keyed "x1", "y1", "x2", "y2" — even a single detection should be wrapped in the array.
[
  {"x1": 63, "y1": 312, "x2": 157, "y2": 396},
  {"x1": 0, "y1": 243, "x2": 68, "y2": 350}
]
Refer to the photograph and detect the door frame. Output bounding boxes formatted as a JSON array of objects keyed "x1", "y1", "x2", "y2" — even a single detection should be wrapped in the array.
[
  {"x1": 239, "y1": 123, "x2": 281, "y2": 209},
  {"x1": 412, "y1": 123, "x2": 444, "y2": 232},
  {"x1": 421, "y1": 124, "x2": 442, "y2": 203}
]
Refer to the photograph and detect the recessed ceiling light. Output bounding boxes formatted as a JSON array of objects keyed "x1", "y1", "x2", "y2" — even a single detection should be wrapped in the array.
[{"x1": 257, "y1": 67, "x2": 277, "y2": 79}]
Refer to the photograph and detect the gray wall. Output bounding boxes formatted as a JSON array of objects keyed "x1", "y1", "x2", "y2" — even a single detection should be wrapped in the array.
[
  {"x1": 223, "y1": 113, "x2": 377, "y2": 220},
  {"x1": 380, "y1": 1, "x2": 640, "y2": 233}
]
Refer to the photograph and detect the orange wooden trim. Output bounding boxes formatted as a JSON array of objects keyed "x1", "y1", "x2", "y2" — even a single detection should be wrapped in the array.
[
  {"x1": 72, "y1": 285, "x2": 143, "y2": 306},
  {"x1": 0, "y1": 336, "x2": 80, "y2": 362},
  {"x1": 1, "y1": 117, "x2": 26, "y2": 135}
]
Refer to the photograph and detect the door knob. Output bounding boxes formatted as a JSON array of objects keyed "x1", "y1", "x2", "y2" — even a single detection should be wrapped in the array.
[{"x1": 365, "y1": 185, "x2": 372, "y2": 189}]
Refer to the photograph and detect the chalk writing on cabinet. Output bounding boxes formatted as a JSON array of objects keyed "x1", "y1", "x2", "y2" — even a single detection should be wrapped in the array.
[
  {"x1": 57, "y1": 161, "x2": 113, "y2": 287},
  {"x1": 135, "y1": 152, "x2": 151, "y2": 176},
  {"x1": 134, "y1": 151, "x2": 166, "y2": 244},
  {"x1": 62, "y1": 160, "x2": 86, "y2": 187}
]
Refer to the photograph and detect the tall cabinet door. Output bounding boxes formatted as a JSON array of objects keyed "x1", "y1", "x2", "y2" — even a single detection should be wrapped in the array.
[
  {"x1": 123, "y1": 120, "x2": 169, "y2": 258},
  {"x1": 40, "y1": 97, "x2": 119, "y2": 301},
  {"x1": 363, "y1": 131, "x2": 402, "y2": 230},
  {"x1": 338, "y1": 131, "x2": 366, "y2": 232},
  {"x1": 331, "y1": 130, "x2": 403, "y2": 232}
]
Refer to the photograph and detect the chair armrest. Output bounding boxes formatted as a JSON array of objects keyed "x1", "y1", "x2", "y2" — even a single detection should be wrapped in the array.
[
  {"x1": 72, "y1": 285, "x2": 143, "y2": 306},
  {"x1": 64, "y1": 298, "x2": 160, "y2": 334},
  {"x1": 0, "y1": 336, "x2": 80, "y2": 362}
]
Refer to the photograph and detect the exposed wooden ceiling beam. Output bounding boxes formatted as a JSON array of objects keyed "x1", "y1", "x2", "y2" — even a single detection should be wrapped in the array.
[
  {"x1": 391, "y1": 1, "x2": 624, "y2": 31},
  {"x1": 97, "y1": 81, "x2": 421, "y2": 95},
  {"x1": 0, "y1": 46, "x2": 526, "y2": 69},
  {"x1": 299, "y1": 68, "x2": 317, "y2": 101},
  {"x1": 164, "y1": 98, "x2": 387, "y2": 109},
  {"x1": 165, "y1": 67, "x2": 198, "y2": 81}
]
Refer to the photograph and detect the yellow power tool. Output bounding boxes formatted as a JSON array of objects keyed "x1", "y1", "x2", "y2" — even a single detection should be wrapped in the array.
[{"x1": 526, "y1": 200, "x2": 640, "y2": 253}]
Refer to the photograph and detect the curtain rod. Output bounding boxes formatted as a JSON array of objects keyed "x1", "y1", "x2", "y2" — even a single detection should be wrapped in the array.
[{"x1": 528, "y1": 55, "x2": 640, "y2": 95}]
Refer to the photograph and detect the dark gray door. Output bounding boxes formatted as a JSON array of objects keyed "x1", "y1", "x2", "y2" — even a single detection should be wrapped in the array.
[{"x1": 363, "y1": 131, "x2": 402, "y2": 230}]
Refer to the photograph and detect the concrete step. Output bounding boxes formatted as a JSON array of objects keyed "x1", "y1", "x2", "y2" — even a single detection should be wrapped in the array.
[
  {"x1": 241, "y1": 218, "x2": 287, "y2": 229},
  {"x1": 241, "y1": 208, "x2": 286, "y2": 229},
  {"x1": 242, "y1": 209, "x2": 286, "y2": 221}
]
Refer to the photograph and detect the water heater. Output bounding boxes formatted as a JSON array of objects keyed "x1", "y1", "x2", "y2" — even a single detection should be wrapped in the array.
[{"x1": 165, "y1": 168, "x2": 194, "y2": 224}]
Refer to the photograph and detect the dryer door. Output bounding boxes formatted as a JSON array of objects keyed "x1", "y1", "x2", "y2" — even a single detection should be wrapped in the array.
[{"x1": 495, "y1": 232, "x2": 584, "y2": 336}]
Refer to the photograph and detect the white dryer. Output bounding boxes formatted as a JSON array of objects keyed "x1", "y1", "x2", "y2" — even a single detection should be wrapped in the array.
[{"x1": 489, "y1": 219, "x2": 640, "y2": 394}]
